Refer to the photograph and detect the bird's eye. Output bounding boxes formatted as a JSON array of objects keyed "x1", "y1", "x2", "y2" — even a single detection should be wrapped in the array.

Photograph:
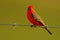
[{"x1": 28, "y1": 8, "x2": 31, "y2": 10}]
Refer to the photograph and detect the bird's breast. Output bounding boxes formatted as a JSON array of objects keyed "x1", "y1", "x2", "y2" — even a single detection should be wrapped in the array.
[{"x1": 27, "y1": 11, "x2": 44, "y2": 26}]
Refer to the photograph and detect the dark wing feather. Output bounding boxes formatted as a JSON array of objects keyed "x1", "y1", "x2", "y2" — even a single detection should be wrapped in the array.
[{"x1": 31, "y1": 13, "x2": 46, "y2": 26}]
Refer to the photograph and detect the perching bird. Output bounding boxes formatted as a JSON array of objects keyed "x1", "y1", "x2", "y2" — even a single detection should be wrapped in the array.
[{"x1": 27, "y1": 5, "x2": 52, "y2": 35}]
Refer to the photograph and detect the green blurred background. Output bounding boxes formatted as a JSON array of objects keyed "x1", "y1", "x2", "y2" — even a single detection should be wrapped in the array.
[{"x1": 0, "y1": 0, "x2": 60, "y2": 40}]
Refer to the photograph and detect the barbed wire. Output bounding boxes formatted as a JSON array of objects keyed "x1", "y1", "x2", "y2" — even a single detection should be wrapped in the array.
[{"x1": 0, "y1": 23, "x2": 60, "y2": 28}]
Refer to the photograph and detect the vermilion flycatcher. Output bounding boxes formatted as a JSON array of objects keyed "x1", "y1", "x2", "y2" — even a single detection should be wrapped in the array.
[{"x1": 27, "y1": 6, "x2": 52, "y2": 35}]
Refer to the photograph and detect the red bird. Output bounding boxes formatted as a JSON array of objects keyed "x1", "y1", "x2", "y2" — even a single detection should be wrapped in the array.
[{"x1": 27, "y1": 6, "x2": 52, "y2": 35}]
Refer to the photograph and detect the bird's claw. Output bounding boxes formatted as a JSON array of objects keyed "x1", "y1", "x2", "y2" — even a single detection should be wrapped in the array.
[{"x1": 30, "y1": 25, "x2": 36, "y2": 27}]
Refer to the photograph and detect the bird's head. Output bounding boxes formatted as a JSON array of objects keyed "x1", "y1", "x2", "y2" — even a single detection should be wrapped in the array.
[
  {"x1": 28, "y1": 6, "x2": 34, "y2": 8},
  {"x1": 28, "y1": 5, "x2": 34, "y2": 10}
]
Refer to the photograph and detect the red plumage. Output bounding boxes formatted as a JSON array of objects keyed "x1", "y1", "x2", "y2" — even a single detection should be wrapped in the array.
[
  {"x1": 27, "y1": 6, "x2": 46, "y2": 26},
  {"x1": 27, "y1": 5, "x2": 52, "y2": 35}
]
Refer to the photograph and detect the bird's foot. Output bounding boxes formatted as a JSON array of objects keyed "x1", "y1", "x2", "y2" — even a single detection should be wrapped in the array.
[{"x1": 30, "y1": 25, "x2": 36, "y2": 28}]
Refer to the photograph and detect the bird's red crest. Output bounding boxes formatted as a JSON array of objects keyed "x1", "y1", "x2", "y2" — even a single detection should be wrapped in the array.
[{"x1": 28, "y1": 6, "x2": 34, "y2": 8}]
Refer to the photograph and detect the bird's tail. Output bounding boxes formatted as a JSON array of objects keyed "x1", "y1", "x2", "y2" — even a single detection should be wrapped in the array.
[{"x1": 43, "y1": 26, "x2": 52, "y2": 35}]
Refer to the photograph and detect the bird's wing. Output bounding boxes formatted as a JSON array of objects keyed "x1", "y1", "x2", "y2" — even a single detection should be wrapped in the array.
[{"x1": 31, "y1": 12, "x2": 46, "y2": 26}]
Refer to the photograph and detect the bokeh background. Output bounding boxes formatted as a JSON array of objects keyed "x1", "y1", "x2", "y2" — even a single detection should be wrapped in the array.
[{"x1": 0, "y1": 0, "x2": 60, "y2": 40}]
